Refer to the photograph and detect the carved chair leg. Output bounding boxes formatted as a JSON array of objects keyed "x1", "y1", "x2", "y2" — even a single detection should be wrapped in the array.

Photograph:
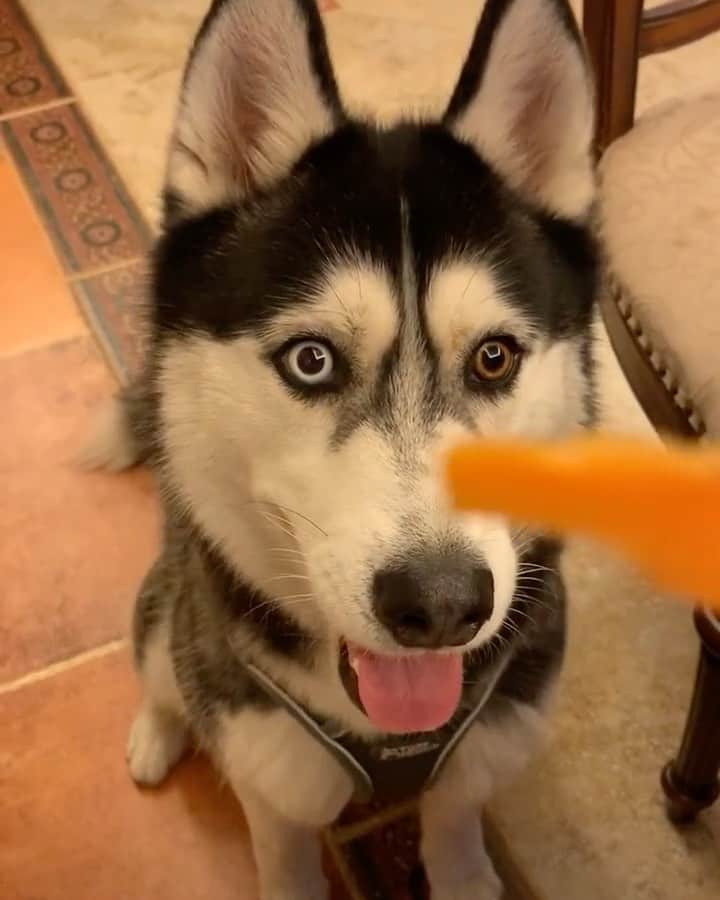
[{"x1": 662, "y1": 609, "x2": 720, "y2": 823}]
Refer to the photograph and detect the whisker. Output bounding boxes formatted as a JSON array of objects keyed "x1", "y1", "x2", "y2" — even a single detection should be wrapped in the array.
[
  {"x1": 248, "y1": 594, "x2": 316, "y2": 620},
  {"x1": 259, "y1": 511, "x2": 297, "y2": 542},
  {"x1": 326, "y1": 281, "x2": 352, "y2": 323},
  {"x1": 262, "y1": 573, "x2": 312, "y2": 585},
  {"x1": 461, "y1": 268, "x2": 478, "y2": 299},
  {"x1": 274, "y1": 591, "x2": 316, "y2": 602},
  {"x1": 513, "y1": 594, "x2": 556, "y2": 611},
  {"x1": 252, "y1": 500, "x2": 328, "y2": 538},
  {"x1": 508, "y1": 608, "x2": 536, "y2": 625},
  {"x1": 517, "y1": 563, "x2": 555, "y2": 575}
]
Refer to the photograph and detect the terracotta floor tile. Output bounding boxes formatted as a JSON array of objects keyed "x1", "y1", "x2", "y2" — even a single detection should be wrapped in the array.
[
  {"x1": 0, "y1": 0, "x2": 69, "y2": 118},
  {"x1": 0, "y1": 337, "x2": 158, "y2": 683},
  {"x1": 2, "y1": 103, "x2": 151, "y2": 275},
  {"x1": 0, "y1": 641, "x2": 520, "y2": 900},
  {"x1": 0, "y1": 145, "x2": 85, "y2": 356},
  {"x1": 0, "y1": 648, "x2": 261, "y2": 900}
]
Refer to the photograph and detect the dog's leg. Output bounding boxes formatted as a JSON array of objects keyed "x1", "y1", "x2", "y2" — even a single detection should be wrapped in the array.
[
  {"x1": 239, "y1": 787, "x2": 329, "y2": 900},
  {"x1": 127, "y1": 698, "x2": 188, "y2": 786},
  {"x1": 215, "y1": 707, "x2": 353, "y2": 900},
  {"x1": 421, "y1": 790, "x2": 502, "y2": 900},
  {"x1": 421, "y1": 703, "x2": 545, "y2": 900},
  {"x1": 127, "y1": 616, "x2": 189, "y2": 786}
]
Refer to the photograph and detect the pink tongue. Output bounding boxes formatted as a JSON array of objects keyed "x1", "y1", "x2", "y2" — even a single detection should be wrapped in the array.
[{"x1": 351, "y1": 647, "x2": 463, "y2": 734}]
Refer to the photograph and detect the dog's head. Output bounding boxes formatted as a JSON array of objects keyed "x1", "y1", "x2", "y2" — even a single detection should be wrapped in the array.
[{"x1": 152, "y1": 0, "x2": 597, "y2": 732}]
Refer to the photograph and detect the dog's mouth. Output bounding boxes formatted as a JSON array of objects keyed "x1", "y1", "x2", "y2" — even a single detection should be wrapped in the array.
[{"x1": 339, "y1": 640, "x2": 463, "y2": 735}]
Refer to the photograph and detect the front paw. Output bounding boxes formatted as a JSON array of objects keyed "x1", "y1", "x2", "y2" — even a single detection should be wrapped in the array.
[
  {"x1": 430, "y1": 867, "x2": 503, "y2": 900},
  {"x1": 126, "y1": 705, "x2": 188, "y2": 786}
]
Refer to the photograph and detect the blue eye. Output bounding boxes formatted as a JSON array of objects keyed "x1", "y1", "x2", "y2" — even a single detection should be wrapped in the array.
[{"x1": 284, "y1": 340, "x2": 335, "y2": 385}]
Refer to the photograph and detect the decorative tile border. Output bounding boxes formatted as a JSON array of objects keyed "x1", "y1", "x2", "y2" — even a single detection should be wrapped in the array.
[
  {"x1": 72, "y1": 260, "x2": 148, "y2": 383},
  {"x1": 0, "y1": 0, "x2": 69, "y2": 118},
  {"x1": 0, "y1": 0, "x2": 340, "y2": 383},
  {"x1": 0, "y1": 0, "x2": 150, "y2": 385},
  {"x1": 2, "y1": 104, "x2": 151, "y2": 274}
]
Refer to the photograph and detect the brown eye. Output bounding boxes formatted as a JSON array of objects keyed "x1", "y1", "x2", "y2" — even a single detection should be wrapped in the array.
[{"x1": 471, "y1": 338, "x2": 519, "y2": 383}]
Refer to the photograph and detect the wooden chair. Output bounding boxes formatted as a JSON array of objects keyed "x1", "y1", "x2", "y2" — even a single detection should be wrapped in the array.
[
  {"x1": 584, "y1": 1, "x2": 720, "y2": 151},
  {"x1": 581, "y1": 1, "x2": 720, "y2": 823}
]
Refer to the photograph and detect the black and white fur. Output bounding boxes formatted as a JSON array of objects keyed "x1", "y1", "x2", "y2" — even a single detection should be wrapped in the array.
[{"x1": 91, "y1": 1, "x2": 599, "y2": 897}]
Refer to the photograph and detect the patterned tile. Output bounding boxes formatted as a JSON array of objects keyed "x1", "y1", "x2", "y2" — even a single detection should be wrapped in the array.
[
  {"x1": 1, "y1": 103, "x2": 151, "y2": 274},
  {"x1": 0, "y1": 0, "x2": 69, "y2": 118},
  {"x1": 73, "y1": 259, "x2": 149, "y2": 382}
]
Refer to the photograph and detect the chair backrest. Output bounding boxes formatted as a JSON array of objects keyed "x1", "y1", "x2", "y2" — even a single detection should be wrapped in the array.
[
  {"x1": 641, "y1": 1, "x2": 720, "y2": 57},
  {"x1": 583, "y1": 0, "x2": 720, "y2": 150}
]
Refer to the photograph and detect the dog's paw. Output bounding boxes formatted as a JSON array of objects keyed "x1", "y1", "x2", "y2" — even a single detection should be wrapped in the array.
[
  {"x1": 126, "y1": 706, "x2": 188, "y2": 786},
  {"x1": 430, "y1": 868, "x2": 503, "y2": 900}
]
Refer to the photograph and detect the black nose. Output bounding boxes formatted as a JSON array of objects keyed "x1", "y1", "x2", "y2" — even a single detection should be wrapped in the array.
[{"x1": 372, "y1": 552, "x2": 494, "y2": 649}]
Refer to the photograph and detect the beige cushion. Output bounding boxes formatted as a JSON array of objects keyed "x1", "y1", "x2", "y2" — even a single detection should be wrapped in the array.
[{"x1": 599, "y1": 92, "x2": 720, "y2": 436}]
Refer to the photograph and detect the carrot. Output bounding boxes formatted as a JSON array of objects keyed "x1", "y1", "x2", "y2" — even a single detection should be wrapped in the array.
[{"x1": 443, "y1": 436, "x2": 720, "y2": 610}]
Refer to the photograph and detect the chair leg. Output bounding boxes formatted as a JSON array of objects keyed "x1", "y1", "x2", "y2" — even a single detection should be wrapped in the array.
[
  {"x1": 582, "y1": 0, "x2": 644, "y2": 152},
  {"x1": 661, "y1": 609, "x2": 720, "y2": 823}
]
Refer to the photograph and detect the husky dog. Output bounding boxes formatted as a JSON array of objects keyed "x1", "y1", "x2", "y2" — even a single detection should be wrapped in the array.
[{"x1": 95, "y1": 0, "x2": 599, "y2": 896}]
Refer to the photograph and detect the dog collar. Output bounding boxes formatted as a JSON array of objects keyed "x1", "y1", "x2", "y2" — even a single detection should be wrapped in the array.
[{"x1": 239, "y1": 654, "x2": 510, "y2": 804}]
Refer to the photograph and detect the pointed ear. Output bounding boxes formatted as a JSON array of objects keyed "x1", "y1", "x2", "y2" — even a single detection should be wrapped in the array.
[
  {"x1": 165, "y1": 0, "x2": 343, "y2": 220},
  {"x1": 444, "y1": 0, "x2": 595, "y2": 219}
]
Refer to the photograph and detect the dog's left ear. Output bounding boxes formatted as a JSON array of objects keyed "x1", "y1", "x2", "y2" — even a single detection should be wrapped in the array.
[{"x1": 444, "y1": 0, "x2": 595, "y2": 219}]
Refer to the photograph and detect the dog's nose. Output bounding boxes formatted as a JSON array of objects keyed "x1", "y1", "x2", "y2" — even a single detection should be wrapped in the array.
[{"x1": 372, "y1": 552, "x2": 494, "y2": 649}]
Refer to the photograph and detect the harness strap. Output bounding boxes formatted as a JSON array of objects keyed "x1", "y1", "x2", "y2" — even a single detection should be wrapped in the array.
[{"x1": 240, "y1": 655, "x2": 509, "y2": 804}]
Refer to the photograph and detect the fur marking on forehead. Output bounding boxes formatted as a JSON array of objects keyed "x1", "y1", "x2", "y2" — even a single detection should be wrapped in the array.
[
  {"x1": 258, "y1": 263, "x2": 399, "y2": 351},
  {"x1": 426, "y1": 262, "x2": 538, "y2": 359}
]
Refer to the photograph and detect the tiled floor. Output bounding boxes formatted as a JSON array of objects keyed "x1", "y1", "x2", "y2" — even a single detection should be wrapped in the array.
[
  {"x1": 0, "y1": 2, "x2": 524, "y2": 898},
  {"x1": 3, "y1": 1, "x2": 720, "y2": 900}
]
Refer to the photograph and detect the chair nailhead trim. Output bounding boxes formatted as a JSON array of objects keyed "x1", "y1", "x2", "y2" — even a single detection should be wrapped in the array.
[{"x1": 607, "y1": 272, "x2": 706, "y2": 437}]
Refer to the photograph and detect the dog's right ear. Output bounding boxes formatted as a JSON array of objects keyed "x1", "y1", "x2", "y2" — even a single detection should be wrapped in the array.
[{"x1": 164, "y1": 0, "x2": 343, "y2": 222}]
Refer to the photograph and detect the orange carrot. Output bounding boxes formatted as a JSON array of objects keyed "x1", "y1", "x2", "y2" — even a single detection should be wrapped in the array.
[{"x1": 444, "y1": 437, "x2": 720, "y2": 609}]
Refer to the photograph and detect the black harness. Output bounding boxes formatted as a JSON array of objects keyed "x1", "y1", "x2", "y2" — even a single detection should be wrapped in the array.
[{"x1": 240, "y1": 656, "x2": 509, "y2": 804}]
